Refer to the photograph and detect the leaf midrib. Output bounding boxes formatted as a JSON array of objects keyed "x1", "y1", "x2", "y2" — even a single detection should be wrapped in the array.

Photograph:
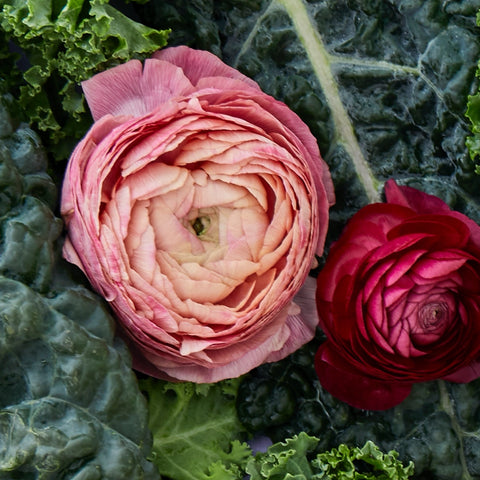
[
  {"x1": 154, "y1": 415, "x2": 237, "y2": 447},
  {"x1": 277, "y1": 0, "x2": 382, "y2": 203}
]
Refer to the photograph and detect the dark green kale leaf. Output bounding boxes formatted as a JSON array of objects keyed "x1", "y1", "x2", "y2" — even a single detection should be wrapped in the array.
[
  {"x1": 0, "y1": 91, "x2": 61, "y2": 293},
  {"x1": 133, "y1": 0, "x2": 480, "y2": 240},
  {"x1": 0, "y1": 85, "x2": 159, "y2": 480},
  {"x1": 133, "y1": 0, "x2": 221, "y2": 56},
  {"x1": 0, "y1": 277, "x2": 160, "y2": 479},
  {"x1": 221, "y1": 0, "x2": 480, "y2": 234}
]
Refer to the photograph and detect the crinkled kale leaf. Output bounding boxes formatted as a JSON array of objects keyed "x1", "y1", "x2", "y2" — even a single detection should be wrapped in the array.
[
  {"x1": 133, "y1": 0, "x2": 480, "y2": 238},
  {"x1": 0, "y1": 0, "x2": 169, "y2": 161},
  {"x1": 246, "y1": 432, "x2": 414, "y2": 480},
  {"x1": 0, "y1": 87, "x2": 159, "y2": 479},
  {"x1": 0, "y1": 108, "x2": 61, "y2": 292},
  {"x1": 0, "y1": 278, "x2": 160, "y2": 479}
]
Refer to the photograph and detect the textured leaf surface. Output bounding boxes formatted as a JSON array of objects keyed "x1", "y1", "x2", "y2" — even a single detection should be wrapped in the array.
[
  {"x1": 136, "y1": 0, "x2": 480, "y2": 238},
  {"x1": 0, "y1": 89, "x2": 159, "y2": 479},
  {"x1": 0, "y1": 278, "x2": 159, "y2": 479},
  {"x1": 467, "y1": 11, "x2": 480, "y2": 170},
  {"x1": 141, "y1": 378, "x2": 251, "y2": 480},
  {"x1": 0, "y1": 0, "x2": 169, "y2": 160},
  {"x1": 246, "y1": 432, "x2": 414, "y2": 480}
]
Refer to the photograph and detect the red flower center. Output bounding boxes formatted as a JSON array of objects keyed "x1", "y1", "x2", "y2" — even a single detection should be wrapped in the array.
[{"x1": 417, "y1": 302, "x2": 449, "y2": 332}]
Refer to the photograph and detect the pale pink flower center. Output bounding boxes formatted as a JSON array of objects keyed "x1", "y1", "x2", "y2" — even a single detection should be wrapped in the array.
[{"x1": 97, "y1": 123, "x2": 313, "y2": 329}]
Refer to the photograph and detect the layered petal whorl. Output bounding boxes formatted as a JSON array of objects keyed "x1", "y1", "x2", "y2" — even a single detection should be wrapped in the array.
[
  {"x1": 315, "y1": 180, "x2": 480, "y2": 410},
  {"x1": 61, "y1": 46, "x2": 334, "y2": 382}
]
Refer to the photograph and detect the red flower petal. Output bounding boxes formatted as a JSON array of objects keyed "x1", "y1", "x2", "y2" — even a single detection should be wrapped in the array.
[
  {"x1": 384, "y1": 179, "x2": 452, "y2": 215},
  {"x1": 385, "y1": 180, "x2": 480, "y2": 250},
  {"x1": 315, "y1": 343, "x2": 412, "y2": 410},
  {"x1": 315, "y1": 179, "x2": 480, "y2": 409},
  {"x1": 443, "y1": 358, "x2": 480, "y2": 383}
]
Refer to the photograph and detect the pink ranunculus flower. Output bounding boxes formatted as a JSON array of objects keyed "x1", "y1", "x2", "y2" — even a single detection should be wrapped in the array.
[
  {"x1": 315, "y1": 179, "x2": 480, "y2": 410},
  {"x1": 61, "y1": 46, "x2": 335, "y2": 383}
]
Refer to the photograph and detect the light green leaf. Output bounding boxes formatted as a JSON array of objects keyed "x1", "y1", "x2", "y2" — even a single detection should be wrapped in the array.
[
  {"x1": 466, "y1": 8, "x2": 480, "y2": 168},
  {"x1": 140, "y1": 378, "x2": 251, "y2": 480}
]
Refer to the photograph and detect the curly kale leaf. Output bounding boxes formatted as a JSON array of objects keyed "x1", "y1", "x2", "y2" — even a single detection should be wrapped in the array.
[
  {"x1": 467, "y1": 88, "x2": 480, "y2": 172},
  {"x1": 0, "y1": 84, "x2": 159, "y2": 480},
  {"x1": 246, "y1": 432, "x2": 414, "y2": 480},
  {"x1": 466, "y1": 9, "x2": 480, "y2": 172},
  {"x1": 0, "y1": 0, "x2": 169, "y2": 161}
]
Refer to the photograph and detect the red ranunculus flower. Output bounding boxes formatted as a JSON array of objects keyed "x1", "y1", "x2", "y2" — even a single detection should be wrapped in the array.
[
  {"x1": 315, "y1": 179, "x2": 480, "y2": 410},
  {"x1": 61, "y1": 46, "x2": 335, "y2": 383}
]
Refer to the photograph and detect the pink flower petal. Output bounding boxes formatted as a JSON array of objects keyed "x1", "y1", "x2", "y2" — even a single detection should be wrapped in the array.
[
  {"x1": 384, "y1": 248, "x2": 427, "y2": 286},
  {"x1": 152, "y1": 45, "x2": 260, "y2": 89},
  {"x1": 82, "y1": 58, "x2": 194, "y2": 121},
  {"x1": 135, "y1": 288, "x2": 317, "y2": 383},
  {"x1": 413, "y1": 255, "x2": 467, "y2": 280}
]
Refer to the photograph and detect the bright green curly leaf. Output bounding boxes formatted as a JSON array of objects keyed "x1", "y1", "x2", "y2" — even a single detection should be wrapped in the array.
[
  {"x1": 246, "y1": 432, "x2": 414, "y2": 480},
  {"x1": 0, "y1": 0, "x2": 169, "y2": 161}
]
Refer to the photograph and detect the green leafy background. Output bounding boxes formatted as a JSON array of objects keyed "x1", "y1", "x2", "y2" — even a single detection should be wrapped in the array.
[
  {"x1": 0, "y1": 0, "x2": 169, "y2": 161},
  {"x1": 2, "y1": 0, "x2": 480, "y2": 479}
]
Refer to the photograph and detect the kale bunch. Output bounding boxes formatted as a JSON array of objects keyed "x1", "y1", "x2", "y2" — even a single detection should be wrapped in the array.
[
  {"x1": 0, "y1": 84, "x2": 159, "y2": 480},
  {"x1": 246, "y1": 433, "x2": 414, "y2": 480}
]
